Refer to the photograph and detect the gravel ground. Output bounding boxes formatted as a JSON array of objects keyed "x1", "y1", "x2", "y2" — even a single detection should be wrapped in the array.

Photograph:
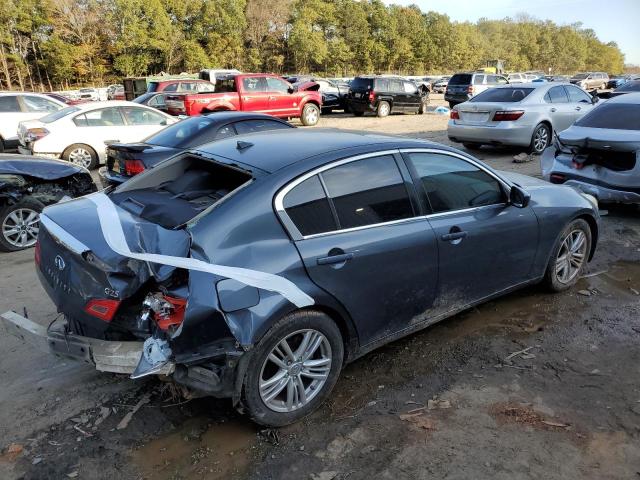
[{"x1": 1, "y1": 102, "x2": 638, "y2": 480}]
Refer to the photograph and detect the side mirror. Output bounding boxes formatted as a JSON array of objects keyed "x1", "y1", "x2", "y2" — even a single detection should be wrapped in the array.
[
  {"x1": 287, "y1": 87, "x2": 294, "y2": 94},
  {"x1": 509, "y1": 185, "x2": 530, "y2": 208}
]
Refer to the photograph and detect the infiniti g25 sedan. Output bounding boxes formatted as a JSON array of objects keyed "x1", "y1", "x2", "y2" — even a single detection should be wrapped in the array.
[{"x1": 1, "y1": 130, "x2": 599, "y2": 426}]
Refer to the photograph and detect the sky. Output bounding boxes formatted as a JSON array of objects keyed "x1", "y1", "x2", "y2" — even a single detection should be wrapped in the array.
[{"x1": 385, "y1": 0, "x2": 640, "y2": 65}]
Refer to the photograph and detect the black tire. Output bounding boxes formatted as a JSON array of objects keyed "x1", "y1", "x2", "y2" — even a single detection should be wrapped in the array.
[
  {"x1": 353, "y1": 111, "x2": 364, "y2": 117},
  {"x1": 376, "y1": 101, "x2": 391, "y2": 117},
  {"x1": 543, "y1": 218, "x2": 592, "y2": 292},
  {"x1": 300, "y1": 103, "x2": 320, "y2": 126},
  {"x1": 62, "y1": 143, "x2": 98, "y2": 170},
  {"x1": 463, "y1": 142, "x2": 482, "y2": 150},
  {"x1": 0, "y1": 197, "x2": 45, "y2": 252},
  {"x1": 242, "y1": 310, "x2": 344, "y2": 427},
  {"x1": 528, "y1": 123, "x2": 551, "y2": 155}
]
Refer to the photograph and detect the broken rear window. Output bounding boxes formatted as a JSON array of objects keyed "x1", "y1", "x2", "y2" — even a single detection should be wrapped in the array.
[
  {"x1": 575, "y1": 103, "x2": 640, "y2": 130},
  {"x1": 110, "y1": 155, "x2": 253, "y2": 229}
]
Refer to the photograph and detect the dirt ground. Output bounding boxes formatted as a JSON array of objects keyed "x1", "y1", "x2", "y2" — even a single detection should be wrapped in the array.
[{"x1": 1, "y1": 96, "x2": 639, "y2": 480}]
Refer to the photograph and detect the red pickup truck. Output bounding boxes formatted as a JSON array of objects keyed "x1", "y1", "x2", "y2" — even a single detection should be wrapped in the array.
[{"x1": 165, "y1": 73, "x2": 322, "y2": 126}]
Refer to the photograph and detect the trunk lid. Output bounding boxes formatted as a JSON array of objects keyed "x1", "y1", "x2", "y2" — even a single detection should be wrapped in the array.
[{"x1": 455, "y1": 102, "x2": 511, "y2": 125}]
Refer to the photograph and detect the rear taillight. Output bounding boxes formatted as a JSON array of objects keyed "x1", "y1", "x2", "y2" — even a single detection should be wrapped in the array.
[
  {"x1": 493, "y1": 110, "x2": 525, "y2": 121},
  {"x1": 34, "y1": 240, "x2": 41, "y2": 266},
  {"x1": 368, "y1": 90, "x2": 375, "y2": 102},
  {"x1": 450, "y1": 110, "x2": 460, "y2": 120},
  {"x1": 467, "y1": 85, "x2": 474, "y2": 94},
  {"x1": 550, "y1": 173, "x2": 566, "y2": 184},
  {"x1": 124, "y1": 159, "x2": 145, "y2": 176},
  {"x1": 26, "y1": 127, "x2": 49, "y2": 142},
  {"x1": 84, "y1": 299, "x2": 121, "y2": 322},
  {"x1": 184, "y1": 99, "x2": 195, "y2": 114}
]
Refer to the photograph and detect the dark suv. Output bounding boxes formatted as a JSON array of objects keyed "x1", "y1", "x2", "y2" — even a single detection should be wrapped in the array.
[
  {"x1": 445, "y1": 72, "x2": 509, "y2": 108},
  {"x1": 347, "y1": 76, "x2": 429, "y2": 117}
]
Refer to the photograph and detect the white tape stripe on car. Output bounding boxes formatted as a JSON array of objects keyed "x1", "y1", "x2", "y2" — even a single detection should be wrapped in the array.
[{"x1": 81, "y1": 193, "x2": 315, "y2": 308}]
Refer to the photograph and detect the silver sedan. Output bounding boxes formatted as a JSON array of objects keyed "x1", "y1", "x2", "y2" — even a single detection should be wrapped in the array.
[{"x1": 447, "y1": 83, "x2": 599, "y2": 154}]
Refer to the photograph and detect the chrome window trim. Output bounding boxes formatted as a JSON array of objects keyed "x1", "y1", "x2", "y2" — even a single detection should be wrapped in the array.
[{"x1": 274, "y1": 148, "x2": 513, "y2": 241}]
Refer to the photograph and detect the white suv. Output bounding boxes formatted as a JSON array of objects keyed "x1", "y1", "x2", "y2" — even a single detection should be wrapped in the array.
[{"x1": 0, "y1": 93, "x2": 65, "y2": 152}]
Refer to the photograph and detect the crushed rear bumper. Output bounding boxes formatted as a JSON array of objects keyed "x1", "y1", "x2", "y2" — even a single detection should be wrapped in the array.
[{"x1": 1, "y1": 310, "x2": 174, "y2": 375}]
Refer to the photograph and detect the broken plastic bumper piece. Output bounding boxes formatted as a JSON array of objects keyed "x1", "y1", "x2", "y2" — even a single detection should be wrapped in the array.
[{"x1": 0, "y1": 310, "x2": 174, "y2": 376}]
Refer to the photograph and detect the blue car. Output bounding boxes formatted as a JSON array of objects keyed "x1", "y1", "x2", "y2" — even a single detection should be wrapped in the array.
[{"x1": 2, "y1": 130, "x2": 599, "y2": 426}]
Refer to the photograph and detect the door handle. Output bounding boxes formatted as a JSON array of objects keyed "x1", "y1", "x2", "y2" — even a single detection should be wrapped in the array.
[
  {"x1": 441, "y1": 231, "x2": 467, "y2": 242},
  {"x1": 575, "y1": 106, "x2": 581, "y2": 111},
  {"x1": 269, "y1": 96, "x2": 277, "y2": 100},
  {"x1": 550, "y1": 108, "x2": 557, "y2": 113},
  {"x1": 317, "y1": 252, "x2": 354, "y2": 265}
]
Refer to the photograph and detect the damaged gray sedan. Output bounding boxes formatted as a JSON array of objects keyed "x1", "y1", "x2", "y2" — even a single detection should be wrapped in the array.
[
  {"x1": 2, "y1": 130, "x2": 600, "y2": 426},
  {"x1": 542, "y1": 92, "x2": 640, "y2": 203}
]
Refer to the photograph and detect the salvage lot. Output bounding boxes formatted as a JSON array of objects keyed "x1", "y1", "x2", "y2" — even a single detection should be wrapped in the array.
[{"x1": 1, "y1": 99, "x2": 640, "y2": 479}]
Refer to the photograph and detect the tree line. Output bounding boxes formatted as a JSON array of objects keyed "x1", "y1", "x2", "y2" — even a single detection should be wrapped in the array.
[{"x1": 0, "y1": 0, "x2": 626, "y2": 91}]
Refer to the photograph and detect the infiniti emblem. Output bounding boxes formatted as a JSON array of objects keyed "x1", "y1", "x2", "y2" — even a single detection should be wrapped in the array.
[{"x1": 54, "y1": 255, "x2": 66, "y2": 271}]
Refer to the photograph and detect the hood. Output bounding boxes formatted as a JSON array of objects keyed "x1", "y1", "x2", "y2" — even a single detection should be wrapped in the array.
[
  {"x1": 0, "y1": 155, "x2": 88, "y2": 180},
  {"x1": 558, "y1": 126, "x2": 640, "y2": 152},
  {"x1": 497, "y1": 171, "x2": 550, "y2": 188}
]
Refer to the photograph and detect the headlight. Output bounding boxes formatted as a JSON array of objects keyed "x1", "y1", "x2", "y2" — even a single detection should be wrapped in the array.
[{"x1": 0, "y1": 174, "x2": 26, "y2": 187}]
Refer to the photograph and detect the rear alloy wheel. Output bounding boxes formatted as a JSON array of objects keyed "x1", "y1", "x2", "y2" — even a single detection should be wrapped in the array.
[
  {"x1": 242, "y1": 310, "x2": 343, "y2": 427},
  {"x1": 528, "y1": 123, "x2": 551, "y2": 155},
  {"x1": 544, "y1": 219, "x2": 591, "y2": 292},
  {"x1": 0, "y1": 197, "x2": 44, "y2": 252},
  {"x1": 377, "y1": 101, "x2": 391, "y2": 117},
  {"x1": 63, "y1": 144, "x2": 98, "y2": 169},
  {"x1": 300, "y1": 104, "x2": 320, "y2": 126}
]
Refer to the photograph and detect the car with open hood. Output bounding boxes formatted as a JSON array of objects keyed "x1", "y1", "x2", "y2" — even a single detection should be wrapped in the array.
[
  {"x1": 1, "y1": 130, "x2": 599, "y2": 426},
  {"x1": 0, "y1": 155, "x2": 96, "y2": 251},
  {"x1": 541, "y1": 92, "x2": 640, "y2": 204}
]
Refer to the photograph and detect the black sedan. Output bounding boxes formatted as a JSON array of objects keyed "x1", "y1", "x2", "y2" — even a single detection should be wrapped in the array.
[
  {"x1": 0, "y1": 155, "x2": 96, "y2": 251},
  {"x1": 598, "y1": 79, "x2": 640, "y2": 99},
  {"x1": 5, "y1": 130, "x2": 600, "y2": 427},
  {"x1": 98, "y1": 112, "x2": 294, "y2": 187}
]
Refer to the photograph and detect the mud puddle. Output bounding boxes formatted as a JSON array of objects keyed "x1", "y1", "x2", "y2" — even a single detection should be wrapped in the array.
[
  {"x1": 581, "y1": 261, "x2": 640, "y2": 296},
  {"x1": 132, "y1": 417, "x2": 258, "y2": 480}
]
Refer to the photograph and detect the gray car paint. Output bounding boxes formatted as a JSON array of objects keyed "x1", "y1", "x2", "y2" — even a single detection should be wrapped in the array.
[
  {"x1": 541, "y1": 93, "x2": 640, "y2": 204},
  {"x1": 33, "y1": 130, "x2": 599, "y2": 397},
  {"x1": 447, "y1": 82, "x2": 597, "y2": 148}
]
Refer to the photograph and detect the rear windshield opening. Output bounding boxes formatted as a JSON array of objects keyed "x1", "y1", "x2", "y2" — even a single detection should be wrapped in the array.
[
  {"x1": 581, "y1": 148, "x2": 637, "y2": 172},
  {"x1": 470, "y1": 88, "x2": 534, "y2": 103},
  {"x1": 110, "y1": 155, "x2": 253, "y2": 229},
  {"x1": 576, "y1": 103, "x2": 640, "y2": 130},
  {"x1": 448, "y1": 74, "x2": 472, "y2": 85}
]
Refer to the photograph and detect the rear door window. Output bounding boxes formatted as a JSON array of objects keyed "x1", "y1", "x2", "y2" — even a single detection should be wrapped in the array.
[
  {"x1": 564, "y1": 85, "x2": 592, "y2": 103},
  {"x1": 74, "y1": 108, "x2": 125, "y2": 127},
  {"x1": 544, "y1": 86, "x2": 569, "y2": 103},
  {"x1": 575, "y1": 103, "x2": 640, "y2": 130},
  {"x1": 121, "y1": 106, "x2": 166, "y2": 125},
  {"x1": 242, "y1": 76, "x2": 268, "y2": 92},
  {"x1": 283, "y1": 175, "x2": 337, "y2": 236},
  {"x1": 0, "y1": 95, "x2": 21, "y2": 112},
  {"x1": 162, "y1": 83, "x2": 178, "y2": 93},
  {"x1": 408, "y1": 152, "x2": 505, "y2": 213},
  {"x1": 321, "y1": 155, "x2": 413, "y2": 229},
  {"x1": 375, "y1": 78, "x2": 389, "y2": 91}
]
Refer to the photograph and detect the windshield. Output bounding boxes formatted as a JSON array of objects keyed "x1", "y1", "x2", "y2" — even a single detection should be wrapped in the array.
[
  {"x1": 575, "y1": 103, "x2": 640, "y2": 131},
  {"x1": 572, "y1": 73, "x2": 589, "y2": 79},
  {"x1": 448, "y1": 74, "x2": 472, "y2": 85},
  {"x1": 145, "y1": 116, "x2": 216, "y2": 148},
  {"x1": 470, "y1": 88, "x2": 534, "y2": 103},
  {"x1": 349, "y1": 78, "x2": 373, "y2": 91},
  {"x1": 133, "y1": 93, "x2": 155, "y2": 104},
  {"x1": 40, "y1": 106, "x2": 80, "y2": 124}
]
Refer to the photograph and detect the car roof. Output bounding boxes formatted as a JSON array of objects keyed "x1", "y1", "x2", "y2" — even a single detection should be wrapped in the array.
[
  {"x1": 72, "y1": 100, "x2": 160, "y2": 110},
  {"x1": 0, "y1": 91, "x2": 63, "y2": 98},
  {"x1": 195, "y1": 129, "x2": 441, "y2": 173},
  {"x1": 607, "y1": 92, "x2": 640, "y2": 104},
  {"x1": 201, "y1": 111, "x2": 293, "y2": 123}
]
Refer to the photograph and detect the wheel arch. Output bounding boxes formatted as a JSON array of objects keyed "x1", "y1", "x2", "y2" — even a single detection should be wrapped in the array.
[{"x1": 575, "y1": 213, "x2": 599, "y2": 261}]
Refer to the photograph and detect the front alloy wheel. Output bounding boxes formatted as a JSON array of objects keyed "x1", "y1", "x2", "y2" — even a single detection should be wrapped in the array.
[
  {"x1": 544, "y1": 218, "x2": 592, "y2": 291},
  {"x1": 0, "y1": 197, "x2": 44, "y2": 252},
  {"x1": 259, "y1": 329, "x2": 332, "y2": 413}
]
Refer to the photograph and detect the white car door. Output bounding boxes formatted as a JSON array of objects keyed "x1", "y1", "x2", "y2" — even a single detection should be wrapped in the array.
[
  {"x1": 0, "y1": 95, "x2": 26, "y2": 145},
  {"x1": 71, "y1": 107, "x2": 130, "y2": 161},
  {"x1": 120, "y1": 106, "x2": 172, "y2": 141},
  {"x1": 563, "y1": 85, "x2": 596, "y2": 123}
]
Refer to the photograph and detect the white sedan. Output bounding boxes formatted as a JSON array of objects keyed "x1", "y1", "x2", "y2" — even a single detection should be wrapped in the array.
[{"x1": 18, "y1": 101, "x2": 178, "y2": 169}]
